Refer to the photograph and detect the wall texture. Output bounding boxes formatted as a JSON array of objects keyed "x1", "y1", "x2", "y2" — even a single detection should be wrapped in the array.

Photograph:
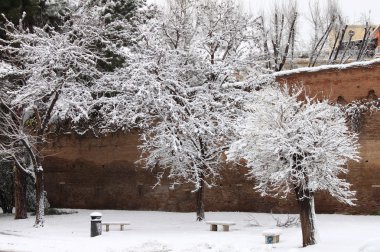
[
  {"x1": 43, "y1": 60, "x2": 380, "y2": 214},
  {"x1": 274, "y1": 60, "x2": 380, "y2": 103}
]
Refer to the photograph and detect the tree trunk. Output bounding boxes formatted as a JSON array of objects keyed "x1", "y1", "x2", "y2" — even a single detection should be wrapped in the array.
[
  {"x1": 328, "y1": 32, "x2": 340, "y2": 63},
  {"x1": 195, "y1": 178, "x2": 205, "y2": 221},
  {"x1": 357, "y1": 22, "x2": 369, "y2": 61},
  {"x1": 295, "y1": 188, "x2": 317, "y2": 247},
  {"x1": 0, "y1": 162, "x2": 14, "y2": 214},
  {"x1": 14, "y1": 167, "x2": 27, "y2": 219},
  {"x1": 34, "y1": 169, "x2": 45, "y2": 227},
  {"x1": 333, "y1": 25, "x2": 348, "y2": 63},
  {"x1": 210, "y1": 52, "x2": 215, "y2": 65}
]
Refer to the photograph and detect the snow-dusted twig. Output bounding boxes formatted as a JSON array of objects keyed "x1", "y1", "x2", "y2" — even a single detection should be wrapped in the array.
[
  {"x1": 344, "y1": 98, "x2": 380, "y2": 132},
  {"x1": 245, "y1": 214, "x2": 262, "y2": 227},
  {"x1": 271, "y1": 212, "x2": 300, "y2": 228}
]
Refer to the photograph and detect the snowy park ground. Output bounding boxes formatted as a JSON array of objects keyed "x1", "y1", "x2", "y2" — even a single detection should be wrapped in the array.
[{"x1": 1, "y1": 210, "x2": 380, "y2": 252}]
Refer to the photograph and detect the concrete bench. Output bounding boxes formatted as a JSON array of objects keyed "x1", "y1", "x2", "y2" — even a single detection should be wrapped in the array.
[
  {"x1": 262, "y1": 229, "x2": 282, "y2": 244},
  {"x1": 102, "y1": 222, "x2": 131, "y2": 232},
  {"x1": 205, "y1": 221, "x2": 236, "y2": 231}
]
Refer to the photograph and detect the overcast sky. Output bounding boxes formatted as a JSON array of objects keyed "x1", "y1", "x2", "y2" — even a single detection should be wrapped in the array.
[
  {"x1": 243, "y1": 0, "x2": 379, "y2": 45},
  {"x1": 242, "y1": 0, "x2": 379, "y2": 24},
  {"x1": 148, "y1": 0, "x2": 379, "y2": 47},
  {"x1": 148, "y1": 0, "x2": 379, "y2": 24}
]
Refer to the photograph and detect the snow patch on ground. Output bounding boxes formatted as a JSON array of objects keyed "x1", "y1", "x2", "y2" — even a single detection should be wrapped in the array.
[
  {"x1": 359, "y1": 239, "x2": 380, "y2": 252},
  {"x1": 123, "y1": 241, "x2": 171, "y2": 252},
  {"x1": 0, "y1": 210, "x2": 379, "y2": 252}
]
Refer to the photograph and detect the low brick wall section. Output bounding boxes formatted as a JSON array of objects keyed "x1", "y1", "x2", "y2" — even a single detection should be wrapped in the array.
[{"x1": 274, "y1": 60, "x2": 380, "y2": 103}]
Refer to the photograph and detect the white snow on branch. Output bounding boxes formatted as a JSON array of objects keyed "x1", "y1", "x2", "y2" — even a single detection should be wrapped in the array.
[
  {"x1": 0, "y1": 61, "x2": 15, "y2": 78},
  {"x1": 227, "y1": 84, "x2": 360, "y2": 205}
]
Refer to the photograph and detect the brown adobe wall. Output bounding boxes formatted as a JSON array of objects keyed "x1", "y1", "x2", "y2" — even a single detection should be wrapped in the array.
[
  {"x1": 42, "y1": 131, "x2": 300, "y2": 213},
  {"x1": 275, "y1": 60, "x2": 380, "y2": 103},
  {"x1": 43, "y1": 112, "x2": 380, "y2": 215},
  {"x1": 43, "y1": 131, "x2": 280, "y2": 212},
  {"x1": 43, "y1": 60, "x2": 380, "y2": 214}
]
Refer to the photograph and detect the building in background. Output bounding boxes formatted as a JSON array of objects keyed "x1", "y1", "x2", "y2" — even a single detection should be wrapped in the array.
[
  {"x1": 371, "y1": 26, "x2": 380, "y2": 57},
  {"x1": 329, "y1": 25, "x2": 379, "y2": 60}
]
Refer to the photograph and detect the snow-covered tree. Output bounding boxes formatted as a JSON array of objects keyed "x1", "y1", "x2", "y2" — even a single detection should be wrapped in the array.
[
  {"x1": 133, "y1": 1, "x2": 266, "y2": 221},
  {"x1": 0, "y1": 6, "x2": 126, "y2": 225},
  {"x1": 129, "y1": 34, "x2": 228, "y2": 220},
  {"x1": 136, "y1": 52, "x2": 243, "y2": 221},
  {"x1": 161, "y1": 0, "x2": 198, "y2": 50},
  {"x1": 136, "y1": 59, "x2": 266, "y2": 220},
  {"x1": 0, "y1": 0, "x2": 156, "y2": 225},
  {"x1": 0, "y1": 61, "x2": 29, "y2": 219},
  {"x1": 196, "y1": 0, "x2": 262, "y2": 79},
  {"x1": 101, "y1": 0, "x2": 148, "y2": 23},
  {"x1": 227, "y1": 84, "x2": 360, "y2": 247},
  {"x1": 77, "y1": 1, "x2": 159, "y2": 132},
  {"x1": 161, "y1": 0, "x2": 261, "y2": 78}
]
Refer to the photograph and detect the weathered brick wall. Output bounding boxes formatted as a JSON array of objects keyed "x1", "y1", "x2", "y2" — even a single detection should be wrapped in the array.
[
  {"x1": 43, "y1": 131, "x2": 272, "y2": 212},
  {"x1": 43, "y1": 131, "x2": 298, "y2": 213},
  {"x1": 44, "y1": 60, "x2": 380, "y2": 214},
  {"x1": 274, "y1": 60, "x2": 380, "y2": 103}
]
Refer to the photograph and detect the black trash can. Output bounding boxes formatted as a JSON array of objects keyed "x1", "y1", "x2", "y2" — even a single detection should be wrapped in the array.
[{"x1": 90, "y1": 212, "x2": 102, "y2": 237}]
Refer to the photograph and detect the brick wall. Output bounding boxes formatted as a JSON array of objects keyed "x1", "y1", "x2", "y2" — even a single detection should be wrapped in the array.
[
  {"x1": 43, "y1": 60, "x2": 380, "y2": 214},
  {"x1": 274, "y1": 60, "x2": 380, "y2": 103}
]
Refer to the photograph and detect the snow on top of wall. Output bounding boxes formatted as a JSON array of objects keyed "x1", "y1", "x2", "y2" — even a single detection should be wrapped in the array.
[{"x1": 274, "y1": 58, "x2": 380, "y2": 77}]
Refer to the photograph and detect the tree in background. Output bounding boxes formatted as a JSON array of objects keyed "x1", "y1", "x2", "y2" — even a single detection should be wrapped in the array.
[
  {"x1": 0, "y1": 161, "x2": 14, "y2": 214},
  {"x1": 0, "y1": 0, "x2": 42, "y2": 29},
  {"x1": 101, "y1": 0, "x2": 147, "y2": 23},
  {"x1": 227, "y1": 85, "x2": 360, "y2": 247},
  {"x1": 255, "y1": 0, "x2": 374, "y2": 70},
  {"x1": 306, "y1": 0, "x2": 376, "y2": 66},
  {"x1": 307, "y1": 0, "x2": 345, "y2": 66},
  {"x1": 0, "y1": 62, "x2": 31, "y2": 219},
  {"x1": 258, "y1": 0, "x2": 298, "y2": 71},
  {"x1": 0, "y1": 0, "x2": 74, "y2": 33},
  {"x1": 161, "y1": 0, "x2": 198, "y2": 50},
  {"x1": 0, "y1": 159, "x2": 35, "y2": 217}
]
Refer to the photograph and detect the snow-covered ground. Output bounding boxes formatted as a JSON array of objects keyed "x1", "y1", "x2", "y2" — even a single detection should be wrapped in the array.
[{"x1": 0, "y1": 210, "x2": 379, "y2": 252}]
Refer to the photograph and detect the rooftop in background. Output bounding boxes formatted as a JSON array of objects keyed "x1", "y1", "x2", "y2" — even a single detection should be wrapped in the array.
[
  {"x1": 330, "y1": 25, "x2": 380, "y2": 43},
  {"x1": 327, "y1": 24, "x2": 380, "y2": 60}
]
